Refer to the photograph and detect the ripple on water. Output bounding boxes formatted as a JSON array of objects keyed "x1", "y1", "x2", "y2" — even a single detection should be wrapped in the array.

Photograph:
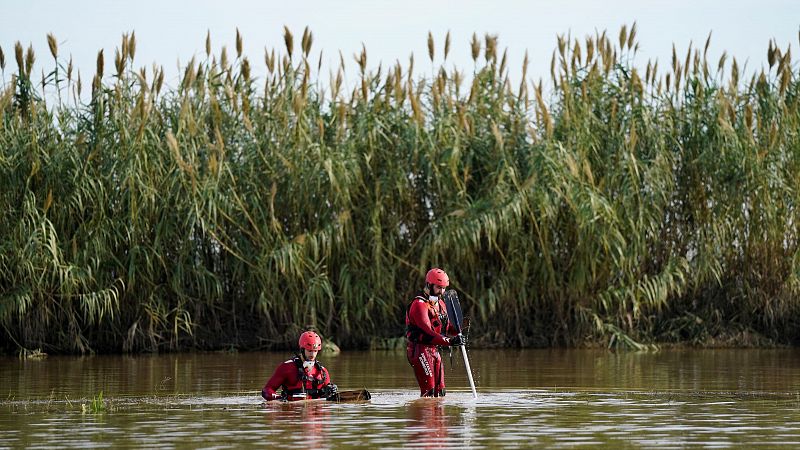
[{"x1": 4, "y1": 388, "x2": 800, "y2": 448}]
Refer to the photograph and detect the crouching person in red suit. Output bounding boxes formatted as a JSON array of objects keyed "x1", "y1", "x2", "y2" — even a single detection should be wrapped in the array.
[
  {"x1": 406, "y1": 268, "x2": 464, "y2": 397},
  {"x1": 262, "y1": 331, "x2": 338, "y2": 401}
]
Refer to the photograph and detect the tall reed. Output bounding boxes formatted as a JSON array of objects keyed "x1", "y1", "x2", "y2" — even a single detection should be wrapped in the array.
[{"x1": 1, "y1": 27, "x2": 799, "y2": 353}]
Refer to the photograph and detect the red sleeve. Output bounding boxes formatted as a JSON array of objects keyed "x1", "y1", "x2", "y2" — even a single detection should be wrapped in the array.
[
  {"x1": 408, "y1": 299, "x2": 449, "y2": 346},
  {"x1": 261, "y1": 362, "x2": 292, "y2": 401}
]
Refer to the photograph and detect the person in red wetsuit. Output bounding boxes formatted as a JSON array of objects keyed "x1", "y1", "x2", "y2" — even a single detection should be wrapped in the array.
[
  {"x1": 261, "y1": 331, "x2": 338, "y2": 401},
  {"x1": 406, "y1": 268, "x2": 464, "y2": 397}
]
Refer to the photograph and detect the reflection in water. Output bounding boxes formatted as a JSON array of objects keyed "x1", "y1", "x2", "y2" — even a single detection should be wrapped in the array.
[
  {"x1": 264, "y1": 402, "x2": 328, "y2": 448},
  {"x1": 407, "y1": 398, "x2": 449, "y2": 448}
]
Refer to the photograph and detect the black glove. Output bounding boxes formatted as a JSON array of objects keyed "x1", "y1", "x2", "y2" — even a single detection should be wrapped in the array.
[
  {"x1": 449, "y1": 335, "x2": 466, "y2": 347},
  {"x1": 323, "y1": 383, "x2": 339, "y2": 399}
]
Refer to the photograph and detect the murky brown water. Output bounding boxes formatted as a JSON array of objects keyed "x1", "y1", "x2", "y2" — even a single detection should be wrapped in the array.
[{"x1": 3, "y1": 349, "x2": 800, "y2": 448}]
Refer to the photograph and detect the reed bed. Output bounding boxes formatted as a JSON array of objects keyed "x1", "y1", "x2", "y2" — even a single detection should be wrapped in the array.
[{"x1": 1, "y1": 26, "x2": 799, "y2": 353}]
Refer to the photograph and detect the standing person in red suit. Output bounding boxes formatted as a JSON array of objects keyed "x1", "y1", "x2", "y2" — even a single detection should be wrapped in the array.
[
  {"x1": 405, "y1": 268, "x2": 465, "y2": 397},
  {"x1": 261, "y1": 331, "x2": 338, "y2": 401}
]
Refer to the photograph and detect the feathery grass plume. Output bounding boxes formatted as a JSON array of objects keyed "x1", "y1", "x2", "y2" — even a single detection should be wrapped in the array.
[
  {"x1": 220, "y1": 46, "x2": 228, "y2": 70},
  {"x1": 181, "y1": 56, "x2": 197, "y2": 91},
  {"x1": 652, "y1": 61, "x2": 658, "y2": 83},
  {"x1": 155, "y1": 66, "x2": 164, "y2": 93},
  {"x1": 393, "y1": 63, "x2": 403, "y2": 102},
  {"x1": 24, "y1": 45, "x2": 34, "y2": 77},
  {"x1": 572, "y1": 40, "x2": 582, "y2": 66},
  {"x1": 14, "y1": 41, "x2": 24, "y2": 73},
  {"x1": 329, "y1": 68, "x2": 342, "y2": 100},
  {"x1": 121, "y1": 33, "x2": 129, "y2": 64},
  {"x1": 359, "y1": 73, "x2": 367, "y2": 101},
  {"x1": 129, "y1": 31, "x2": 136, "y2": 61},
  {"x1": 265, "y1": 47, "x2": 275, "y2": 72},
  {"x1": 241, "y1": 56, "x2": 251, "y2": 81},
  {"x1": 619, "y1": 24, "x2": 628, "y2": 49},
  {"x1": 717, "y1": 51, "x2": 727, "y2": 73},
  {"x1": 205, "y1": 30, "x2": 211, "y2": 57},
  {"x1": 301, "y1": 26, "x2": 313, "y2": 56},
  {"x1": 780, "y1": 46, "x2": 791, "y2": 71},
  {"x1": 671, "y1": 43, "x2": 678, "y2": 74},
  {"x1": 603, "y1": 36, "x2": 613, "y2": 71},
  {"x1": 66, "y1": 57, "x2": 72, "y2": 82},
  {"x1": 0, "y1": 45, "x2": 4, "y2": 71},
  {"x1": 444, "y1": 30, "x2": 451, "y2": 60},
  {"x1": 236, "y1": 28, "x2": 243, "y2": 58},
  {"x1": 46, "y1": 33, "x2": 58, "y2": 59},
  {"x1": 283, "y1": 25, "x2": 294, "y2": 58},
  {"x1": 535, "y1": 82, "x2": 552, "y2": 136},
  {"x1": 356, "y1": 44, "x2": 367, "y2": 74},
  {"x1": 135, "y1": 67, "x2": 147, "y2": 89},
  {"x1": 91, "y1": 73, "x2": 100, "y2": 96},
  {"x1": 470, "y1": 33, "x2": 480, "y2": 61},
  {"x1": 114, "y1": 49, "x2": 123, "y2": 77},
  {"x1": 427, "y1": 31, "x2": 434, "y2": 62},
  {"x1": 683, "y1": 43, "x2": 692, "y2": 82},
  {"x1": 96, "y1": 49, "x2": 104, "y2": 79},
  {"x1": 521, "y1": 50, "x2": 529, "y2": 80},
  {"x1": 768, "y1": 40, "x2": 778, "y2": 68},
  {"x1": 627, "y1": 22, "x2": 637, "y2": 49},
  {"x1": 779, "y1": 63, "x2": 791, "y2": 94},
  {"x1": 484, "y1": 34, "x2": 497, "y2": 62}
]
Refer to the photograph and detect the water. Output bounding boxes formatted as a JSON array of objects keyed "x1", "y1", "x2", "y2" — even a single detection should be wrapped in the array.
[{"x1": 3, "y1": 349, "x2": 800, "y2": 448}]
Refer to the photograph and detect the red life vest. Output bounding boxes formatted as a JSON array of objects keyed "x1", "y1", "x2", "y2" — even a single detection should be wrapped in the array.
[
  {"x1": 286, "y1": 355, "x2": 329, "y2": 393},
  {"x1": 405, "y1": 294, "x2": 450, "y2": 346},
  {"x1": 262, "y1": 355, "x2": 331, "y2": 400}
]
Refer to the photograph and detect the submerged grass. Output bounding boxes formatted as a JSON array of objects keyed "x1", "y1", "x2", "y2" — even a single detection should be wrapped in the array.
[
  {"x1": 1, "y1": 26, "x2": 800, "y2": 353},
  {"x1": 89, "y1": 391, "x2": 105, "y2": 413}
]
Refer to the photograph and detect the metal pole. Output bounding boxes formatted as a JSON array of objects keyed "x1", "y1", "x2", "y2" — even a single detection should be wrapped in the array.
[{"x1": 459, "y1": 336, "x2": 477, "y2": 398}]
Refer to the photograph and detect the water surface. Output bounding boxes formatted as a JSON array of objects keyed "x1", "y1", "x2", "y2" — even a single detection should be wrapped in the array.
[{"x1": 3, "y1": 349, "x2": 800, "y2": 448}]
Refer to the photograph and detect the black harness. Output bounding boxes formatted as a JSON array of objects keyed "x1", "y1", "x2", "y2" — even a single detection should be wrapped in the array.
[
  {"x1": 282, "y1": 355, "x2": 329, "y2": 398},
  {"x1": 406, "y1": 295, "x2": 449, "y2": 344}
]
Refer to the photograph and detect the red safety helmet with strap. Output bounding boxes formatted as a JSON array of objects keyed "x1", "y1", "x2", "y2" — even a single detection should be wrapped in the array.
[
  {"x1": 299, "y1": 331, "x2": 322, "y2": 351},
  {"x1": 425, "y1": 268, "x2": 449, "y2": 287}
]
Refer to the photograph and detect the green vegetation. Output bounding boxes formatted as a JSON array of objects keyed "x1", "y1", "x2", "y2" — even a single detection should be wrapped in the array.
[
  {"x1": 81, "y1": 391, "x2": 105, "y2": 414},
  {"x1": 1, "y1": 26, "x2": 799, "y2": 353}
]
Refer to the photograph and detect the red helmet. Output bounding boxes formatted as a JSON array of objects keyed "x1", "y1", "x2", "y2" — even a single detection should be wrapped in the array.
[
  {"x1": 298, "y1": 331, "x2": 322, "y2": 351},
  {"x1": 425, "y1": 268, "x2": 449, "y2": 287}
]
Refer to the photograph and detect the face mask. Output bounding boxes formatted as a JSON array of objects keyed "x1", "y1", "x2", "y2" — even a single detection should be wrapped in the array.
[{"x1": 303, "y1": 360, "x2": 314, "y2": 372}]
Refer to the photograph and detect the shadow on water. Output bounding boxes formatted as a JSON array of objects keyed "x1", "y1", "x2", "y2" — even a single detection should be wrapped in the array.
[{"x1": 4, "y1": 349, "x2": 800, "y2": 448}]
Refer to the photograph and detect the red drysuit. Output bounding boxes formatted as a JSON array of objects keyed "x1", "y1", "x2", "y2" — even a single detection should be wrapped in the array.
[
  {"x1": 261, "y1": 355, "x2": 332, "y2": 401},
  {"x1": 405, "y1": 294, "x2": 457, "y2": 396}
]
